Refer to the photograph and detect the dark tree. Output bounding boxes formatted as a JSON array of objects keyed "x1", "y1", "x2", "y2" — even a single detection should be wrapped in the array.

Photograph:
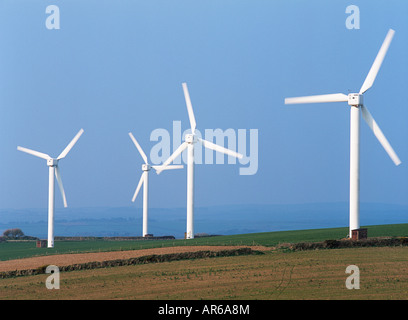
[{"x1": 3, "y1": 228, "x2": 25, "y2": 239}]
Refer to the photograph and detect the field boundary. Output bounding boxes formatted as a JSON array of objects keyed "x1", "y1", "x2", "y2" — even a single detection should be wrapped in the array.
[
  {"x1": 0, "y1": 247, "x2": 262, "y2": 279},
  {"x1": 276, "y1": 236, "x2": 408, "y2": 251}
]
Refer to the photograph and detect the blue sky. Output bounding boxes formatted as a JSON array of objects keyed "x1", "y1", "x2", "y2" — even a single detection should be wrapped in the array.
[{"x1": 0, "y1": 0, "x2": 407, "y2": 213}]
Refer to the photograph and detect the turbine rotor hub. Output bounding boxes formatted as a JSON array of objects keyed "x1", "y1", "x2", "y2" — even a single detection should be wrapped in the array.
[
  {"x1": 348, "y1": 93, "x2": 363, "y2": 106},
  {"x1": 142, "y1": 164, "x2": 151, "y2": 171}
]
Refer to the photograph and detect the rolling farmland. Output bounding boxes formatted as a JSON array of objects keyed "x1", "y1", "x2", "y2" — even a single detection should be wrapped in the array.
[
  {"x1": 2, "y1": 223, "x2": 408, "y2": 261},
  {"x1": 1, "y1": 223, "x2": 408, "y2": 300},
  {"x1": 1, "y1": 246, "x2": 408, "y2": 300}
]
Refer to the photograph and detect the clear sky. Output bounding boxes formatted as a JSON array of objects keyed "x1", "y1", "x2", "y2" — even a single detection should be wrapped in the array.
[{"x1": 0, "y1": 0, "x2": 407, "y2": 212}]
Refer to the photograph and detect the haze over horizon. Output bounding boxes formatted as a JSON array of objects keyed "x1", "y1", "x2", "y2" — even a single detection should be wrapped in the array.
[
  {"x1": 0, "y1": 1, "x2": 407, "y2": 236},
  {"x1": 1, "y1": 202, "x2": 407, "y2": 239}
]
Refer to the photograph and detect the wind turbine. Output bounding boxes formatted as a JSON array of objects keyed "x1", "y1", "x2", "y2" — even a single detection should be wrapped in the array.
[
  {"x1": 285, "y1": 29, "x2": 401, "y2": 238},
  {"x1": 128, "y1": 132, "x2": 183, "y2": 237},
  {"x1": 17, "y1": 129, "x2": 84, "y2": 248},
  {"x1": 156, "y1": 82, "x2": 243, "y2": 239}
]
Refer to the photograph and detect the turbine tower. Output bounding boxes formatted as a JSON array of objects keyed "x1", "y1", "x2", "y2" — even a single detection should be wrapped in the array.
[
  {"x1": 17, "y1": 129, "x2": 84, "y2": 248},
  {"x1": 156, "y1": 82, "x2": 243, "y2": 239},
  {"x1": 129, "y1": 132, "x2": 183, "y2": 237},
  {"x1": 285, "y1": 29, "x2": 401, "y2": 237}
]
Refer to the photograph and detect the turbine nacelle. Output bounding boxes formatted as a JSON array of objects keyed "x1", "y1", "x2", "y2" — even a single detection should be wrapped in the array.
[
  {"x1": 47, "y1": 158, "x2": 59, "y2": 167},
  {"x1": 348, "y1": 93, "x2": 363, "y2": 107},
  {"x1": 185, "y1": 133, "x2": 197, "y2": 144},
  {"x1": 142, "y1": 164, "x2": 151, "y2": 171}
]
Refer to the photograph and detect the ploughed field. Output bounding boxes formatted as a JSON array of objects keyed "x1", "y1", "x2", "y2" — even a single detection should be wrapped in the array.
[{"x1": 0, "y1": 245, "x2": 266, "y2": 273}]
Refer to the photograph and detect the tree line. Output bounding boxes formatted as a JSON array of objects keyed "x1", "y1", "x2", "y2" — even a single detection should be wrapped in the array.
[{"x1": 1, "y1": 228, "x2": 37, "y2": 241}]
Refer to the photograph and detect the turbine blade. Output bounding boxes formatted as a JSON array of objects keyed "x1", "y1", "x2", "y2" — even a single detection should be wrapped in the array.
[
  {"x1": 17, "y1": 146, "x2": 50, "y2": 160},
  {"x1": 182, "y1": 82, "x2": 197, "y2": 134},
  {"x1": 57, "y1": 129, "x2": 84, "y2": 160},
  {"x1": 156, "y1": 142, "x2": 188, "y2": 175},
  {"x1": 285, "y1": 93, "x2": 348, "y2": 105},
  {"x1": 152, "y1": 165, "x2": 184, "y2": 171},
  {"x1": 359, "y1": 29, "x2": 395, "y2": 94},
  {"x1": 361, "y1": 105, "x2": 401, "y2": 166},
  {"x1": 55, "y1": 166, "x2": 68, "y2": 207},
  {"x1": 132, "y1": 172, "x2": 146, "y2": 202},
  {"x1": 128, "y1": 132, "x2": 148, "y2": 164},
  {"x1": 198, "y1": 138, "x2": 243, "y2": 159}
]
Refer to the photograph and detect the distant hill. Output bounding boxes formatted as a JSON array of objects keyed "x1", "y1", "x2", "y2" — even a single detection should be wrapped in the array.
[{"x1": 0, "y1": 202, "x2": 407, "y2": 239}]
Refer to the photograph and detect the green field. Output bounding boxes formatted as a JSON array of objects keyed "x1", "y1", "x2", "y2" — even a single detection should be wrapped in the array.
[{"x1": 1, "y1": 223, "x2": 408, "y2": 261}]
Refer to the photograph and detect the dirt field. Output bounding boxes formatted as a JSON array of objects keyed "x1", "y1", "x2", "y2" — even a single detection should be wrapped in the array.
[{"x1": 0, "y1": 245, "x2": 269, "y2": 273}]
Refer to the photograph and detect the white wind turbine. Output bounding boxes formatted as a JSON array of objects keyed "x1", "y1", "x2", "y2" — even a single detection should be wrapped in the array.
[
  {"x1": 156, "y1": 82, "x2": 243, "y2": 239},
  {"x1": 285, "y1": 29, "x2": 401, "y2": 237},
  {"x1": 128, "y1": 132, "x2": 183, "y2": 237},
  {"x1": 17, "y1": 129, "x2": 84, "y2": 248}
]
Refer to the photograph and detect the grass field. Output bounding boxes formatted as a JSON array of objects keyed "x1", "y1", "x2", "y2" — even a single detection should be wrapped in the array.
[{"x1": 1, "y1": 223, "x2": 408, "y2": 261}]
